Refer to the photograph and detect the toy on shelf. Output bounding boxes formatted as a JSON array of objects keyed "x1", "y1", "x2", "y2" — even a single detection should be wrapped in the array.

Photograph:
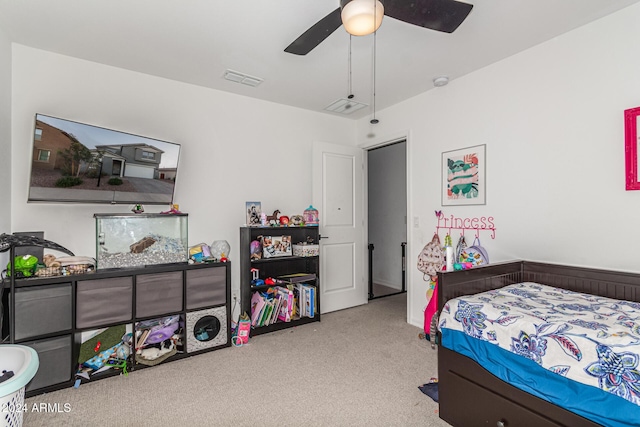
[
  {"x1": 210, "y1": 240, "x2": 231, "y2": 261},
  {"x1": 290, "y1": 215, "x2": 304, "y2": 226},
  {"x1": 266, "y1": 210, "x2": 280, "y2": 225},
  {"x1": 279, "y1": 216, "x2": 290, "y2": 226},
  {"x1": 189, "y1": 243, "x2": 211, "y2": 263},
  {"x1": 250, "y1": 239, "x2": 262, "y2": 260},
  {"x1": 6, "y1": 255, "x2": 38, "y2": 277},
  {"x1": 160, "y1": 204, "x2": 182, "y2": 215},
  {"x1": 303, "y1": 205, "x2": 319, "y2": 226}
]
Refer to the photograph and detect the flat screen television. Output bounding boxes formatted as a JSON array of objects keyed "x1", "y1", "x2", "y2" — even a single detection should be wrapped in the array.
[{"x1": 28, "y1": 114, "x2": 181, "y2": 205}]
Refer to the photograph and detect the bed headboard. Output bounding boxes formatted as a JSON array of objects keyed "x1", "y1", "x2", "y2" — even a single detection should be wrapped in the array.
[{"x1": 437, "y1": 260, "x2": 640, "y2": 311}]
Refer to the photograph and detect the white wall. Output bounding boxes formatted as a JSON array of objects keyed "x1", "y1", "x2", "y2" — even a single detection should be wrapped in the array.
[
  {"x1": 0, "y1": 30, "x2": 11, "y2": 268},
  {"x1": 368, "y1": 142, "x2": 406, "y2": 289},
  {"x1": 358, "y1": 3, "x2": 640, "y2": 327},
  {"x1": 10, "y1": 45, "x2": 355, "y2": 296}
]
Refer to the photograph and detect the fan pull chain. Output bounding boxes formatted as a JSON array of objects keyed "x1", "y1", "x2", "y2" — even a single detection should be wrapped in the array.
[
  {"x1": 370, "y1": 0, "x2": 379, "y2": 125},
  {"x1": 348, "y1": 35, "x2": 354, "y2": 99},
  {"x1": 370, "y1": 28, "x2": 379, "y2": 125}
]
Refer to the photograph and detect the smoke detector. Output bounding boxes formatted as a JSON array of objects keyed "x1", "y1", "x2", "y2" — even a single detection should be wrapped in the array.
[{"x1": 433, "y1": 76, "x2": 449, "y2": 87}]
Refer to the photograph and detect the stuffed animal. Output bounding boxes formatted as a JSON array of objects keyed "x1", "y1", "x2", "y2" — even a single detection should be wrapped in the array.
[
  {"x1": 43, "y1": 254, "x2": 61, "y2": 268},
  {"x1": 290, "y1": 215, "x2": 304, "y2": 226},
  {"x1": 137, "y1": 340, "x2": 175, "y2": 361},
  {"x1": 6, "y1": 255, "x2": 38, "y2": 277}
]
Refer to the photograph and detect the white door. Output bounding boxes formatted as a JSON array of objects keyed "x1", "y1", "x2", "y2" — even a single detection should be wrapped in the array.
[{"x1": 313, "y1": 141, "x2": 366, "y2": 313}]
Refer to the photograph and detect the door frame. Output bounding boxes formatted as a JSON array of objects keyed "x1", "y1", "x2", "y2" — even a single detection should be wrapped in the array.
[{"x1": 359, "y1": 130, "x2": 414, "y2": 326}]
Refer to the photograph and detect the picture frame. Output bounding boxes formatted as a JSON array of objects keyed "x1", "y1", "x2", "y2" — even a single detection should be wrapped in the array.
[
  {"x1": 262, "y1": 235, "x2": 292, "y2": 258},
  {"x1": 441, "y1": 144, "x2": 486, "y2": 206},
  {"x1": 246, "y1": 201, "x2": 262, "y2": 226},
  {"x1": 625, "y1": 107, "x2": 640, "y2": 190}
]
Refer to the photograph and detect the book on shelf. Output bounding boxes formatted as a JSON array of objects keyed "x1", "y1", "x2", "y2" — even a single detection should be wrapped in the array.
[
  {"x1": 292, "y1": 283, "x2": 315, "y2": 318},
  {"x1": 269, "y1": 296, "x2": 281, "y2": 325},
  {"x1": 261, "y1": 299, "x2": 275, "y2": 326},
  {"x1": 276, "y1": 286, "x2": 294, "y2": 322},
  {"x1": 307, "y1": 284, "x2": 315, "y2": 318},
  {"x1": 250, "y1": 283, "x2": 311, "y2": 326},
  {"x1": 289, "y1": 285, "x2": 299, "y2": 319},
  {"x1": 297, "y1": 283, "x2": 306, "y2": 317},
  {"x1": 301, "y1": 284, "x2": 315, "y2": 318},
  {"x1": 251, "y1": 292, "x2": 266, "y2": 326}
]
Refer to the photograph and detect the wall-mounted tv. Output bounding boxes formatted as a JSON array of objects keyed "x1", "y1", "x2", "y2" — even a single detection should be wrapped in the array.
[{"x1": 28, "y1": 114, "x2": 181, "y2": 205}]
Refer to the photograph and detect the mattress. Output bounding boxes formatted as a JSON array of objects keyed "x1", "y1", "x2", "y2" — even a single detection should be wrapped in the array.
[{"x1": 438, "y1": 282, "x2": 640, "y2": 427}]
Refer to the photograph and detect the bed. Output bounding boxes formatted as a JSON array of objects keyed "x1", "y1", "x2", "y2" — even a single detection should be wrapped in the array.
[{"x1": 436, "y1": 261, "x2": 640, "y2": 427}]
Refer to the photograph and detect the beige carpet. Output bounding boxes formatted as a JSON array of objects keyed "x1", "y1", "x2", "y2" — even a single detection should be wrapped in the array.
[{"x1": 24, "y1": 294, "x2": 449, "y2": 427}]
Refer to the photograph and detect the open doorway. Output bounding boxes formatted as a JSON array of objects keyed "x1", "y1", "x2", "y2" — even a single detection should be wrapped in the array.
[{"x1": 367, "y1": 140, "x2": 407, "y2": 300}]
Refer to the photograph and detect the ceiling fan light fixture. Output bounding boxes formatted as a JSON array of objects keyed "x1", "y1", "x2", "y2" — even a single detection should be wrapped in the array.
[{"x1": 341, "y1": 0, "x2": 384, "y2": 36}]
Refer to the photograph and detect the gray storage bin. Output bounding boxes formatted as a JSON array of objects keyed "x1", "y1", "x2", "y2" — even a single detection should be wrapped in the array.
[
  {"x1": 23, "y1": 335, "x2": 72, "y2": 392},
  {"x1": 13, "y1": 284, "x2": 72, "y2": 340},
  {"x1": 76, "y1": 277, "x2": 133, "y2": 328},
  {"x1": 186, "y1": 267, "x2": 226, "y2": 309},
  {"x1": 136, "y1": 271, "x2": 183, "y2": 318}
]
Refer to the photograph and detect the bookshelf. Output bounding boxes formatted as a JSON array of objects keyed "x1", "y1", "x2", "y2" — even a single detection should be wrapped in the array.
[{"x1": 240, "y1": 226, "x2": 320, "y2": 335}]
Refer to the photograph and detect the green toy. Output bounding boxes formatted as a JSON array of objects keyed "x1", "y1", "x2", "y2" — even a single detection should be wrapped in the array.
[{"x1": 6, "y1": 255, "x2": 39, "y2": 277}]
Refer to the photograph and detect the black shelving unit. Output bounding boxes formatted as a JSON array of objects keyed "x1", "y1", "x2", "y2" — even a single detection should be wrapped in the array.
[
  {"x1": 1, "y1": 260, "x2": 231, "y2": 397},
  {"x1": 240, "y1": 226, "x2": 320, "y2": 335}
]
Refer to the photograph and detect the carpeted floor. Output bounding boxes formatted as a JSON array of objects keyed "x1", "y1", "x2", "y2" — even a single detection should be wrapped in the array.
[{"x1": 24, "y1": 293, "x2": 448, "y2": 427}]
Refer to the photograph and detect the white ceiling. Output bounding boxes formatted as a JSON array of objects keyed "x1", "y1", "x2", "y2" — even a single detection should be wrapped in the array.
[{"x1": 1, "y1": 0, "x2": 639, "y2": 120}]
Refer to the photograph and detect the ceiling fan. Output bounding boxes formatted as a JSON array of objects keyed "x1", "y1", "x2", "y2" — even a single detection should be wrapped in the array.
[{"x1": 284, "y1": 0, "x2": 474, "y2": 56}]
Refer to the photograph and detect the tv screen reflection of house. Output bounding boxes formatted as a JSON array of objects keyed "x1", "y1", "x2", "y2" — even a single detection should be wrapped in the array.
[{"x1": 28, "y1": 114, "x2": 181, "y2": 205}]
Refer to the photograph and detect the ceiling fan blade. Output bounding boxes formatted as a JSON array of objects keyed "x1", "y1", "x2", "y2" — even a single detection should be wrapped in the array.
[
  {"x1": 284, "y1": 7, "x2": 343, "y2": 55},
  {"x1": 384, "y1": 0, "x2": 473, "y2": 34}
]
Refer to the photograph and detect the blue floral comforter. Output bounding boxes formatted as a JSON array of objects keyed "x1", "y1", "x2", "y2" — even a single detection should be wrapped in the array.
[{"x1": 438, "y1": 282, "x2": 640, "y2": 426}]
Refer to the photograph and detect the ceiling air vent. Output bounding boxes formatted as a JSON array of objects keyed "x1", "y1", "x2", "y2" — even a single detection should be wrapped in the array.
[
  {"x1": 324, "y1": 98, "x2": 368, "y2": 115},
  {"x1": 223, "y1": 69, "x2": 263, "y2": 87}
]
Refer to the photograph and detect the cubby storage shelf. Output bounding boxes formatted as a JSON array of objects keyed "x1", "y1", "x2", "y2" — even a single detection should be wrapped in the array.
[{"x1": 1, "y1": 261, "x2": 231, "y2": 397}]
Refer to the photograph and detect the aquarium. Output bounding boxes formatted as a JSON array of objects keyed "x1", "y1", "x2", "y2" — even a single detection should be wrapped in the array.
[{"x1": 95, "y1": 213, "x2": 188, "y2": 269}]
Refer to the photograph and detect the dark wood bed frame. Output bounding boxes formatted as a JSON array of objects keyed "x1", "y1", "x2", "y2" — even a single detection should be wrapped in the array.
[{"x1": 436, "y1": 260, "x2": 640, "y2": 427}]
